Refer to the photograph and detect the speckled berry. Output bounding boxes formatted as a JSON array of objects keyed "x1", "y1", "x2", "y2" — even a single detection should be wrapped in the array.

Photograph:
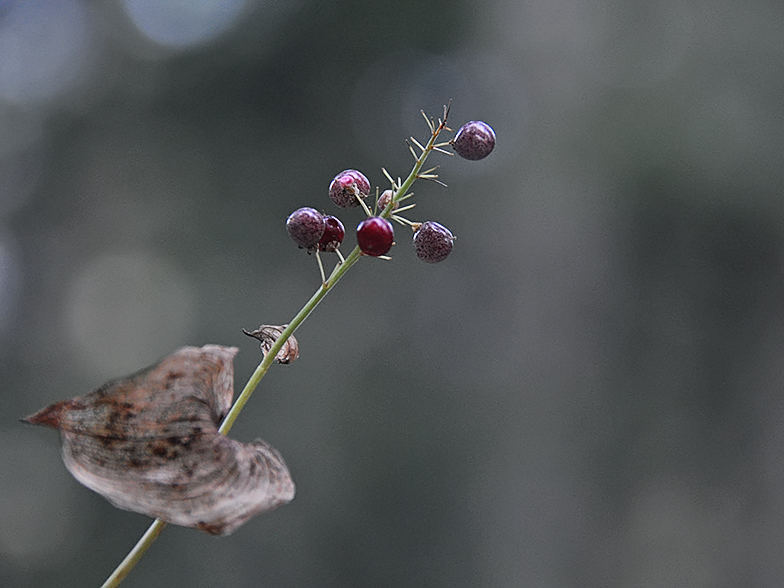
[
  {"x1": 318, "y1": 215, "x2": 345, "y2": 252},
  {"x1": 413, "y1": 221, "x2": 454, "y2": 263},
  {"x1": 329, "y1": 169, "x2": 371, "y2": 208},
  {"x1": 451, "y1": 121, "x2": 496, "y2": 161},
  {"x1": 377, "y1": 189, "x2": 398, "y2": 212},
  {"x1": 286, "y1": 207, "x2": 325, "y2": 249},
  {"x1": 356, "y1": 217, "x2": 394, "y2": 257}
]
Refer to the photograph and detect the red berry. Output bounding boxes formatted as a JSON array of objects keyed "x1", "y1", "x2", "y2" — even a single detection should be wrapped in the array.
[
  {"x1": 318, "y1": 215, "x2": 345, "y2": 252},
  {"x1": 329, "y1": 169, "x2": 371, "y2": 208},
  {"x1": 413, "y1": 221, "x2": 454, "y2": 263},
  {"x1": 356, "y1": 217, "x2": 394, "y2": 257},
  {"x1": 286, "y1": 207, "x2": 325, "y2": 249},
  {"x1": 451, "y1": 121, "x2": 495, "y2": 160}
]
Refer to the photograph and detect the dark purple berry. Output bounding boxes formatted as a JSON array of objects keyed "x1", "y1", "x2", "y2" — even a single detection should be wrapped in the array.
[
  {"x1": 413, "y1": 221, "x2": 454, "y2": 263},
  {"x1": 286, "y1": 207, "x2": 325, "y2": 249},
  {"x1": 356, "y1": 217, "x2": 394, "y2": 257},
  {"x1": 329, "y1": 169, "x2": 371, "y2": 208},
  {"x1": 318, "y1": 215, "x2": 345, "y2": 252},
  {"x1": 377, "y1": 189, "x2": 397, "y2": 212},
  {"x1": 451, "y1": 121, "x2": 495, "y2": 160}
]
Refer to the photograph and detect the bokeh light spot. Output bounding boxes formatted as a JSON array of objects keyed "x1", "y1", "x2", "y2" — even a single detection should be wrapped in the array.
[
  {"x1": 0, "y1": 0, "x2": 93, "y2": 104},
  {"x1": 122, "y1": 0, "x2": 249, "y2": 49}
]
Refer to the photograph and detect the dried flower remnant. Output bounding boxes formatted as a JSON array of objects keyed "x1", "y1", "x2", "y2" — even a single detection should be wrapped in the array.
[
  {"x1": 22, "y1": 345, "x2": 295, "y2": 536},
  {"x1": 243, "y1": 325, "x2": 300, "y2": 364}
]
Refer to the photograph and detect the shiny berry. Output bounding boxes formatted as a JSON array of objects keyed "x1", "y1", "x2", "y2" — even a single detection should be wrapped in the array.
[
  {"x1": 286, "y1": 207, "x2": 325, "y2": 249},
  {"x1": 377, "y1": 189, "x2": 397, "y2": 212},
  {"x1": 451, "y1": 121, "x2": 496, "y2": 160},
  {"x1": 318, "y1": 215, "x2": 345, "y2": 252},
  {"x1": 413, "y1": 221, "x2": 454, "y2": 263},
  {"x1": 356, "y1": 217, "x2": 394, "y2": 257},
  {"x1": 329, "y1": 169, "x2": 371, "y2": 208}
]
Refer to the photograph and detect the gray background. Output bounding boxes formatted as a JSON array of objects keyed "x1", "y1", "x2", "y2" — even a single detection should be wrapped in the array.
[{"x1": 2, "y1": 0, "x2": 784, "y2": 586}]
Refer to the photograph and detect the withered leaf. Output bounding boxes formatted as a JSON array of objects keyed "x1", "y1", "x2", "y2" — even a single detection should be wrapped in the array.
[{"x1": 22, "y1": 345, "x2": 294, "y2": 536}]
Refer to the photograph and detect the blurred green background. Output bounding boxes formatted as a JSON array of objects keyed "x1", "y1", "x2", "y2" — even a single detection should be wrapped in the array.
[{"x1": 2, "y1": 0, "x2": 784, "y2": 586}]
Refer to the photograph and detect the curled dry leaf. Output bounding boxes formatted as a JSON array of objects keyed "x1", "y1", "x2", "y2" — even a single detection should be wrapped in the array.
[
  {"x1": 243, "y1": 325, "x2": 299, "y2": 364},
  {"x1": 21, "y1": 345, "x2": 295, "y2": 536}
]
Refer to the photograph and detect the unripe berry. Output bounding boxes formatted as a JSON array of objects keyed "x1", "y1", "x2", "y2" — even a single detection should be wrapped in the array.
[
  {"x1": 286, "y1": 207, "x2": 325, "y2": 249},
  {"x1": 413, "y1": 221, "x2": 454, "y2": 263},
  {"x1": 356, "y1": 217, "x2": 394, "y2": 257},
  {"x1": 318, "y1": 215, "x2": 345, "y2": 252},
  {"x1": 377, "y1": 189, "x2": 397, "y2": 212},
  {"x1": 329, "y1": 169, "x2": 371, "y2": 208},
  {"x1": 451, "y1": 121, "x2": 496, "y2": 160}
]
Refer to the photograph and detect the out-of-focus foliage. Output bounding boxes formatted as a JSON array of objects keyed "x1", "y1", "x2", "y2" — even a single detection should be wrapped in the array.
[{"x1": 2, "y1": 0, "x2": 784, "y2": 586}]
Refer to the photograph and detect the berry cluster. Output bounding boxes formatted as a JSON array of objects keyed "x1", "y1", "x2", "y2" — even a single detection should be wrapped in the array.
[{"x1": 285, "y1": 114, "x2": 495, "y2": 279}]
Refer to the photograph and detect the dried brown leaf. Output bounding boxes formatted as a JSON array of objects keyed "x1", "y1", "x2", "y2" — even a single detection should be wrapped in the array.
[{"x1": 22, "y1": 345, "x2": 294, "y2": 536}]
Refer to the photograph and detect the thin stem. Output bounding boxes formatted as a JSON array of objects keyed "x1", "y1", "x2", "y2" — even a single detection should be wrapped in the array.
[
  {"x1": 100, "y1": 520, "x2": 167, "y2": 588},
  {"x1": 99, "y1": 105, "x2": 448, "y2": 588}
]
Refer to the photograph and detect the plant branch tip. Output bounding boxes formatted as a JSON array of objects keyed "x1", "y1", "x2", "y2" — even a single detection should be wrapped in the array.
[
  {"x1": 410, "y1": 137, "x2": 426, "y2": 151},
  {"x1": 391, "y1": 214, "x2": 418, "y2": 227},
  {"x1": 421, "y1": 110, "x2": 435, "y2": 132},
  {"x1": 381, "y1": 167, "x2": 397, "y2": 188},
  {"x1": 394, "y1": 203, "x2": 416, "y2": 214}
]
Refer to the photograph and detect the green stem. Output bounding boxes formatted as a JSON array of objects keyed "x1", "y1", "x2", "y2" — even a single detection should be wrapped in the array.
[
  {"x1": 99, "y1": 108, "x2": 449, "y2": 588},
  {"x1": 100, "y1": 520, "x2": 166, "y2": 588}
]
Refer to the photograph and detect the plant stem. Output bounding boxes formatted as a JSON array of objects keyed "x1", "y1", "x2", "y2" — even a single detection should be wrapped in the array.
[
  {"x1": 100, "y1": 520, "x2": 166, "y2": 588},
  {"x1": 99, "y1": 107, "x2": 449, "y2": 588}
]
